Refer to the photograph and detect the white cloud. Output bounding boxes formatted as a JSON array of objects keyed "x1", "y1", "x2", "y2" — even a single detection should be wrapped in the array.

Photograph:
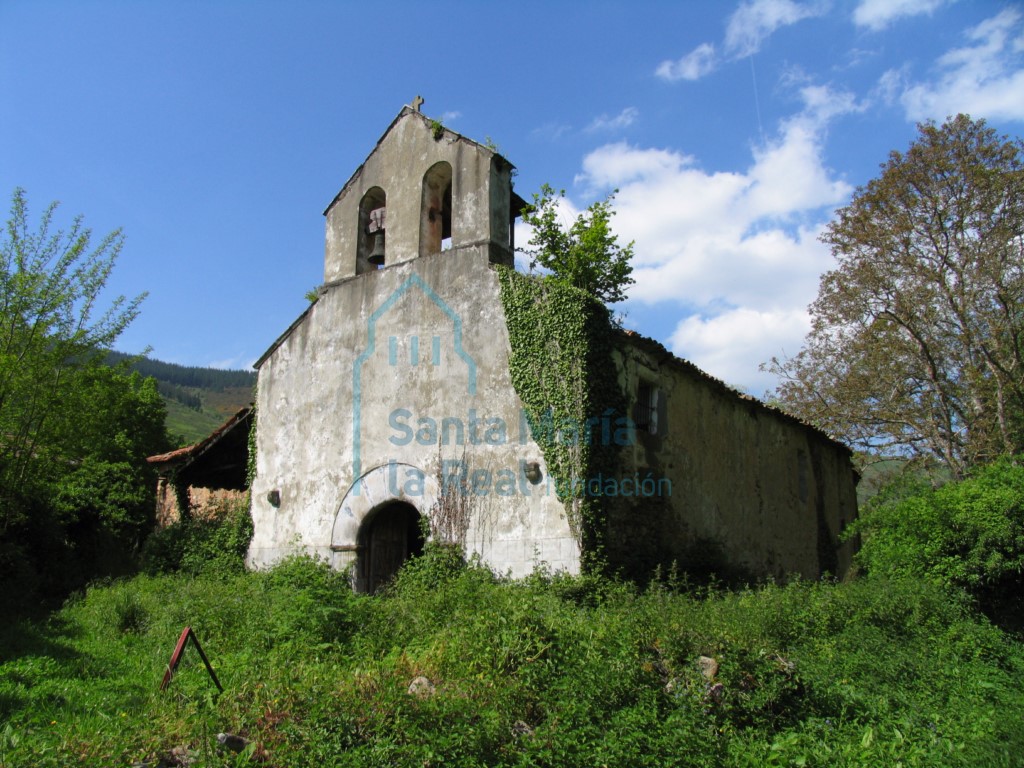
[
  {"x1": 746, "y1": 126, "x2": 846, "y2": 216},
  {"x1": 578, "y1": 142, "x2": 694, "y2": 189},
  {"x1": 656, "y1": 43, "x2": 718, "y2": 81},
  {"x1": 531, "y1": 122, "x2": 572, "y2": 141},
  {"x1": 724, "y1": 0, "x2": 825, "y2": 58},
  {"x1": 669, "y1": 307, "x2": 810, "y2": 393},
  {"x1": 744, "y1": 85, "x2": 862, "y2": 216},
  {"x1": 586, "y1": 107, "x2": 639, "y2": 132},
  {"x1": 798, "y1": 83, "x2": 864, "y2": 122},
  {"x1": 208, "y1": 353, "x2": 254, "y2": 371},
  {"x1": 573, "y1": 85, "x2": 860, "y2": 392},
  {"x1": 875, "y1": 66, "x2": 907, "y2": 105},
  {"x1": 656, "y1": 1, "x2": 822, "y2": 83},
  {"x1": 439, "y1": 110, "x2": 462, "y2": 123},
  {"x1": 899, "y1": 9, "x2": 1024, "y2": 122},
  {"x1": 853, "y1": 0, "x2": 948, "y2": 31}
]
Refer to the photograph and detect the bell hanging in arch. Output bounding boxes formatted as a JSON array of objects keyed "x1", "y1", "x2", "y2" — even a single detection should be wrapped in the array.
[{"x1": 367, "y1": 231, "x2": 386, "y2": 266}]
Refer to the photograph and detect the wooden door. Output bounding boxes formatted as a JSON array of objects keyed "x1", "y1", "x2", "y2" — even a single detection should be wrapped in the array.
[{"x1": 364, "y1": 502, "x2": 422, "y2": 593}]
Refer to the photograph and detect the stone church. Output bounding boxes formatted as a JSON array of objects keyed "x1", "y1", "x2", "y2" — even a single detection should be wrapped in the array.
[{"x1": 246, "y1": 103, "x2": 859, "y2": 591}]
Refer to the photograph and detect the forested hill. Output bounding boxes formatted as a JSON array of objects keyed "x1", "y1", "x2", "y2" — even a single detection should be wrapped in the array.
[
  {"x1": 106, "y1": 351, "x2": 256, "y2": 446},
  {"x1": 106, "y1": 351, "x2": 256, "y2": 390}
]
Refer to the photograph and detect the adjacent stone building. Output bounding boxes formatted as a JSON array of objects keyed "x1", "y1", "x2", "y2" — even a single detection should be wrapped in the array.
[
  {"x1": 148, "y1": 406, "x2": 253, "y2": 526},
  {"x1": 247, "y1": 104, "x2": 859, "y2": 591}
]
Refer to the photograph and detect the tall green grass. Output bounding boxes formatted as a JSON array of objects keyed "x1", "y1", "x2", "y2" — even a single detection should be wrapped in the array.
[{"x1": 1, "y1": 547, "x2": 1021, "y2": 767}]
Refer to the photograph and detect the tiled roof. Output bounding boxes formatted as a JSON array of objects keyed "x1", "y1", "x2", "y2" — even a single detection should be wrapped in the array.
[{"x1": 147, "y1": 405, "x2": 254, "y2": 469}]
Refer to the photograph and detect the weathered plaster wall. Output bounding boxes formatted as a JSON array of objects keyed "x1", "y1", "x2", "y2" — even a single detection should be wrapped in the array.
[
  {"x1": 323, "y1": 109, "x2": 514, "y2": 283},
  {"x1": 610, "y1": 340, "x2": 858, "y2": 579},
  {"x1": 249, "y1": 249, "x2": 579, "y2": 576}
]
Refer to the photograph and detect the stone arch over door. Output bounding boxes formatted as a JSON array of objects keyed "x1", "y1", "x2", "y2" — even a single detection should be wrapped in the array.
[{"x1": 330, "y1": 463, "x2": 439, "y2": 587}]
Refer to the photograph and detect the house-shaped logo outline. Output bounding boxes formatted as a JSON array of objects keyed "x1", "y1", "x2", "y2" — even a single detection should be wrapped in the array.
[{"x1": 351, "y1": 272, "x2": 477, "y2": 491}]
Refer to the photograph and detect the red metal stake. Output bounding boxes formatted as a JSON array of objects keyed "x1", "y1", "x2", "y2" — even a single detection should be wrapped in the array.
[{"x1": 160, "y1": 626, "x2": 223, "y2": 693}]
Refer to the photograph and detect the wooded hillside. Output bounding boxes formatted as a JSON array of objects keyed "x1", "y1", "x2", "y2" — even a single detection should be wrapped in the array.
[{"x1": 106, "y1": 352, "x2": 256, "y2": 445}]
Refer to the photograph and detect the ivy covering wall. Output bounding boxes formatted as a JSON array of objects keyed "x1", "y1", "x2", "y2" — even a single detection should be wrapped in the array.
[
  {"x1": 497, "y1": 267, "x2": 626, "y2": 569},
  {"x1": 246, "y1": 396, "x2": 258, "y2": 488}
]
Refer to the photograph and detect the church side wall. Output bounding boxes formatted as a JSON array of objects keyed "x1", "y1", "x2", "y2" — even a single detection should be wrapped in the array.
[
  {"x1": 248, "y1": 250, "x2": 579, "y2": 577},
  {"x1": 610, "y1": 342, "x2": 858, "y2": 580}
]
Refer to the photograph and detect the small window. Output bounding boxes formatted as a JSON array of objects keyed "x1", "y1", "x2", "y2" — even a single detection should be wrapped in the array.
[{"x1": 635, "y1": 382, "x2": 659, "y2": 435}]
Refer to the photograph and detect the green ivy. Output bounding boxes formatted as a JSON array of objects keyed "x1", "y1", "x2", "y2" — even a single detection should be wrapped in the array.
[
  {"x1": 139, "y1": 493, "x2": 253, "y2": 576},
  {"x1": 497, "y1": 267, "x2": 625, "y2": 570},
  {"x1": 246, "y1": 396, "x2": 258, "y2": 487}
]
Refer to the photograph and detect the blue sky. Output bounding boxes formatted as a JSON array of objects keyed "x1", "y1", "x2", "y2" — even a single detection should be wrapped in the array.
[{"x1": 2, "y1": 0, "x2": 1022, "y2": 395}]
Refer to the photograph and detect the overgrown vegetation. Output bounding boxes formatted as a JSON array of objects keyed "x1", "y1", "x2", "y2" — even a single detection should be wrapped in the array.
[
  {"x1": 1, "y1": 539, "x2": 1022, "y2": 766},
  {"x1": 851, "y1": 457, "x2": 1024, "y2": 627},
  {"x1": 140, "y1": 494, "x2": 254, "y2": 578},
  {"x1": 5, "y1": 118, "x2": 1024, "y2": 764},
  {"x1": 4, "y1": 427, "x2": 1024, "y2": 765},
  {"x1": 519, "y1": 184, "x2": 635, "y2": 305},
  {"x1": 0, "y1": 189, "x2": 169, "y2": 611}
]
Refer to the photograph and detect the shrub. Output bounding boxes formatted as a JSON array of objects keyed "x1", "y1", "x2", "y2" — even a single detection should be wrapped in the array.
[
  {"x1": 1, "y1": 565, "x2": 1023, "y2": 766},
  {"x1": 260, "y1": 554, "x2": 367, "y2": 650},
  {"x1": 851, "y1": 457, "x2": 1024, "y2": 618},
  {"x1": 140, "y1": 494, "x2": 253, "y2": 576}
]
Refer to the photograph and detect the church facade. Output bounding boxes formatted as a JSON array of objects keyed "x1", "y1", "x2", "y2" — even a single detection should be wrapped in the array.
[{"x1": 247, "y1": 105, "x2": 859, "y2": 591}]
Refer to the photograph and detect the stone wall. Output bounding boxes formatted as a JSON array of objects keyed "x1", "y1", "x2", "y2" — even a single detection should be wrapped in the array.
[
  {"x1": 154, "y1": 478, "x2": 248, "y2": 527},
  {"x1": 323, "y1": 108, "x2": 515, "y2": 282},
  {"x1": 250, "y1": 250, "x2": 858, "y2": 582},
  {"x1": 608, "y1": 338, "x2": 858, "y2": 580},
  {"x1": 248, "y1": 104, "x2": 858, "y2": 586}
]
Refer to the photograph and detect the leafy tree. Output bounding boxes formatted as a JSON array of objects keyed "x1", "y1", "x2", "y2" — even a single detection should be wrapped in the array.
[
  {"x1": 59, "y1": 364, "x2": 167, "y2": 466},
  {"x1": 520, "y1": 184, "x2": 635, "y2": 304},
  {"x1": 51, "y1": 366, "x2": 167, "y2": 560},
  {"x1": 0, "y1": 189, "x2": 147, "y2": 508},
  {"x1": 767, "y1": 115, "x2": 1024, "y2": 478},
  {"x1": 0, "y1": 189, "x2": 166, "y2": 601}
]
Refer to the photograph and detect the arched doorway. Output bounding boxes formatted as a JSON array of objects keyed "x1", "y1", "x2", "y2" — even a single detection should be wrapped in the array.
[{"x1": 356, "y1": 501, "x2": 425, "y2": 594}]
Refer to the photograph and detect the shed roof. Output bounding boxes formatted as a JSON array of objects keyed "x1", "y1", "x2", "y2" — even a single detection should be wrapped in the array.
[{"x1": 148, "y1": 405, "x2": 254, "y2": 490}]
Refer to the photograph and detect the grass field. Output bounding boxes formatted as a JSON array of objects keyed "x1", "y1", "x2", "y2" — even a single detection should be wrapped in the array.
[{"x1": 1, "y1": 547, "x2": 1021, "y2": 767}]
